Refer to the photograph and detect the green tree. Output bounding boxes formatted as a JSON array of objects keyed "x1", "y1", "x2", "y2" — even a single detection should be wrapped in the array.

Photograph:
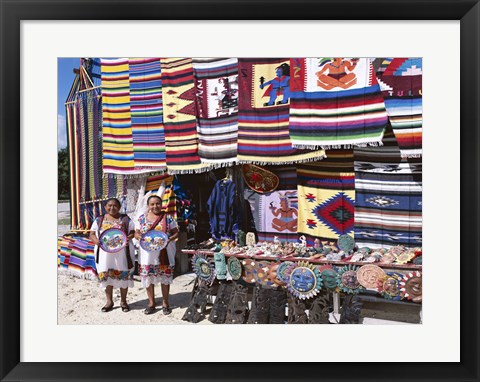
[{"x1": 58, "y1": 148, "x2": 70, "y2": 200}]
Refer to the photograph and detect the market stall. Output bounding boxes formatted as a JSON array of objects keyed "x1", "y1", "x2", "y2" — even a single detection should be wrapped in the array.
[{"x1": 58, "y1": 57, "x2": 422, "y2": 324}]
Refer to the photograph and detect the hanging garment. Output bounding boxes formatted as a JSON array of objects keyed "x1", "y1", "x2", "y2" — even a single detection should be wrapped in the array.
[
  {"x1": 296, "y1": 150, "x2": 355, "y2": 245},
  {"x1": 207, "y1": 179, "x2": 238, "y2": 240},
  {"x1": 237, "y1": 58, "x2": 325, "y2": 164},
  {"x1": 375, "y1": 57, "x2": 422, "y2": 158},
  {"x1": 289, "y1": 58, "x2": 389, "y2": 149},
  {"x1": 193, "y1": 58, "x2": 238, "y2": 166}
]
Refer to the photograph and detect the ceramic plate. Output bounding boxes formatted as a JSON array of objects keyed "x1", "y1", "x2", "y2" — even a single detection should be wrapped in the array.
[
  {"x1": 140, "y1": 230, "x2": 168, "y2": 252},
  {"x1": 99, "y1": 228, "x2": 127, "y2": 253}
]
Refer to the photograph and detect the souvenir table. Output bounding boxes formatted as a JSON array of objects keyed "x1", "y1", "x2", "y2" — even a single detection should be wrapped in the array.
[{"x1": 181, "y1": 245, "x2": 422, "y2": 324}]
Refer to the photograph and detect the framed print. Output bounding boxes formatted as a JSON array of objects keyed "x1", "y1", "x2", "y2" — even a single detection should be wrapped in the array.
[{"x1": 0, "y1": 1, "x2": 479, "y2": 382}]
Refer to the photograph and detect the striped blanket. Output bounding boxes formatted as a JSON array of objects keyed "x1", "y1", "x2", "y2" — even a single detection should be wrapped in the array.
[
  {"x1": 161, "y1": 58, "x2": 210, "y2": 174},
  {"x1": 296, "y1": 151, "x2": 355, "y2": 245},
  {"x1": 66, "y1": 101, "x2": 81, "y2": 229},
  {"x1": 129, "y1": 58, "x2": 167, "y2": 170},
  {"x1": 375, "y1": 58, "x2": 422, "y2": 158},
  {"x1": 354, "y1": 124, "x2": 422, "y2": 248},
  {"x1": 101, "y1": 58, "x2": 136, "y2": 175},
  {"x1": 289, "y1": 58, "x2": 389, "y2": 149},
  {"x1": 57, "y1": 236, "x2": 98, "y2": 280},
  {"x1": 193, "y1": 58, "x2": 238, "y2": 166},
  {"x1": 244, "y1": 166, "x2": 299, "y2": 243},
  {"x1": 77, "y1": 91, "x2": 103, "y2": 202},
  {"x1": 237, "y1": 58, "x2": 325, "y2": 165}
]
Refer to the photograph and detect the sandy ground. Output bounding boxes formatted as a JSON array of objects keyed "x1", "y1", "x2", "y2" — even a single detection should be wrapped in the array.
[{"x1": 57, "y1": 272, "x2": 212, "y2": 325}]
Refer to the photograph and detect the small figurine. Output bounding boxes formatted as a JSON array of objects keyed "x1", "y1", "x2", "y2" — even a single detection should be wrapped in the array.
[
  {"x1": 299, "y1": 235, "x2": 307, "y2": 248},
  {"x1": 246, "y1": 232, "x2": 256, "y2": 247}
]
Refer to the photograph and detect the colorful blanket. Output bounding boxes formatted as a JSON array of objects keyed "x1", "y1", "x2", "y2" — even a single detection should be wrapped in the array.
[
  {"x1": 101, "y1": 58, "x2": 136, "y2": 175},
  {"x1": 76, "y1": 91, "x2": 103, "y2": 202},
  {"x1": 237, "y1": 58, "x2": 325, "y2": 164},
  {"x1": 375, "y1": 58, "x2": 422, "y2": 158},
  {"x1": 66, "y1": 102, "x2": 81, "y2": 229},
  {"x1": 354, "y1": 123, "x2": 422, "y2": 248},
  {"x1": 297, "y1": 151, "x2": 355, "y2": 245},
  {"x1": 289, "y1": 58, "x2": 389, "y2": 149},
  {"x1": 244, "y1": 166, "x2": 299, "y2": 243},
  {"x1": 129, "y1": 58, "x2": 167, "y2": 170},
  {"x1": 161, "y1": 58, "x2": 210, "y2": 174},
  {"x1": 57, "y1": 236, "x2": 98, "y2": 280},
  {"x1": 193, "y1": 58, "x2": 238, "y2": 166}
]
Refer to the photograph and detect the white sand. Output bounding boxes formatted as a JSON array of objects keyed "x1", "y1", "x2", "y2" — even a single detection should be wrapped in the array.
[{"x1": 57, "y1": 272, "x2": 212, "y2": 325}]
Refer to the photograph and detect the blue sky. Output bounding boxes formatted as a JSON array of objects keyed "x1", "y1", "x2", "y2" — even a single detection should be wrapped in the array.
[{"x1": 57, "y1": 58, "x2": 80, "y2": 150}]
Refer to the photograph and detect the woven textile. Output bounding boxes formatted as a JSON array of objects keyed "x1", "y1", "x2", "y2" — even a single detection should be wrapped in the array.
[
  {"x1": 145, "y1": 173, "x2": 174, "y2": 192},
  {"x1": 244, "y1": 166, "x2": 299, "y2": 243},
  {"x1": 354, "y1": 124, "x2": 422, "y2": 248},
  {"x1": 101, "y1": 58, "x2": 136, "y2": 175},
  {"x1": 297, "y1": 151, "x2": 355, "y2": 245},
  {"x1": 376, "y1": 58, "x2": 422, "y2": 158},
  {"x1": 289, "y1": 58, "x2": 388, "y2": 149},
  {"x1": 66, "y1": 103, "x2": 81, "y2": 229},
  {"x1": 237, "y1": 58, "x2": 325, "y2": 164},
  {"x1": 76, "y1": 91, "x2": 104, "y2": 202},
  {"x1": 57, "y1": 236, "x2": 98, "y2": 280},
  {"x1": 193, "y1": 58, "x2": 238, "y2": 166},
  {"x1": 161, "y1": 58, "x2": 210, "y2": 174},
  {"x1": 129, "y1": 58, "x2": 167, "y2": 170}
]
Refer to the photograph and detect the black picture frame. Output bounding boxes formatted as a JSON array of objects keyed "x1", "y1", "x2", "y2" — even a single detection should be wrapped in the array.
[{"x1": 1, "y1": 1, "x2": 478, "y2": 381}]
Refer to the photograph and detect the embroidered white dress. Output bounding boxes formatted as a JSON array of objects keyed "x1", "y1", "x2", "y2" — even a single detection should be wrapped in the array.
[
  {"x1": 135, "y1": 214, "x2": 177, "y2": 287},
  {"x1": 90, "y1": 218, "x2": 135, "y2": 290}
]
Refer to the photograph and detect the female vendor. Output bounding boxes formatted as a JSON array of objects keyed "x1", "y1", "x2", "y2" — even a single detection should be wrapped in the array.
[
  {"x1": 135, "y1": 195, "x2": 179, "y2": 315},
  {"x1": 89, "y1": 198, "x2": 135, "y2": 312}
]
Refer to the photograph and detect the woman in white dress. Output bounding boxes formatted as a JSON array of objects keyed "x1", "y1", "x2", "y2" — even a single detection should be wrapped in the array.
[
  {"x1": 134, "y1": 195, "x2": 178, "y2": 315},
  {"x1": 89, "y1": 198, "x2": 135, "y2": 312}
]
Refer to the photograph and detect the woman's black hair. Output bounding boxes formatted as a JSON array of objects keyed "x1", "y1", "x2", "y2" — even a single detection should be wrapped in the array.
[
  {"x1": 104, "y1": 197, "x2": 121, "y2": 207},
  {"x1": 147, "y1": 195, "x2": 162, "y2": 205}
]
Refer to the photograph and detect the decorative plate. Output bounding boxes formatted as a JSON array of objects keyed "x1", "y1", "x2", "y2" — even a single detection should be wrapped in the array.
[
  {"x1": 337, "y1": 234, "x2": 355, "y2": 253},
  {"x1": 227, "y1": 256, "x2": 242, "y2": 280},
  {"x1": 253, "y1": 261, "x2": 274, "y2": 287},
  {"x1": 284, "y1": 261, "x2": 323, "y2": 300},
  {"x1": 356, "y1": 264, "x2": 386, "y2": 289},
  {"x1": 276, "y1": 261, "x2": 294, "y2": 284},
  {"x1": 395, "y1": 252, "x2": 415, "y2": 265},
  {"x1": 399, "y1": 271, "x2": 422, "y2": 302},
  {"x1": 99, "y1": 228, "x2": 127, "y2": 253},
  {"x1": 140, "y1": 230, "x2": 168, "y2": 252},
  {"x1": 241, "y1": 259, "x2": 257, "y2": 283},
  {"x1": 376, "y1": 272, "x2": 403, "y2": 300},
  {"x1": 350, "y1": 252, "x2": 364, "y2": 262},
  {"x1": 337, "y1": 265, "x2": 363, "y2": 294},
  {"x1": 191, "y1": 253, "x2": 216, "y2": 284},
  {"x1": 388, "y1": 245, "x2": 407, "y2": 256},
  {"x1": 319, "y1": 265, "x2": 339, "y2": 290},
  {"x1": 380, "y1": 252, "x2": 396, "y2": 264},
  {"x1": 242, "y1": 164, "x2": 279, "y2": 194},
  {"x1": 267, "y1": 262, "x2": 284, "y2": 286}
]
